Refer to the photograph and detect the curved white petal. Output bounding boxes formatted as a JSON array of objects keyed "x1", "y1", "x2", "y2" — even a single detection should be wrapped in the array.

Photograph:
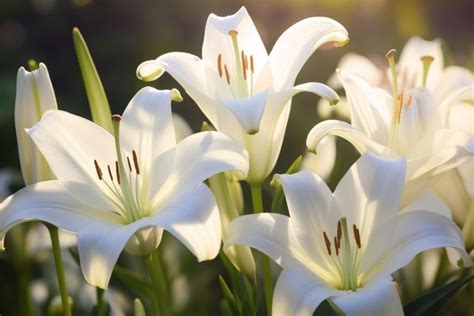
[
  {"x1": 328, "y1": 53, "x2": 382, "y2": 88},
  {"x1": 202, "y1": 6, "x2": 268, "y2": 77},
  {"x1": 279, "y1": 82, "x2": 340, "y2": 106},
  {"x1": 272, "y1": 267, "x2": 339, "y2": 316},
  {"x1": 172, "y1": 114, "x2": 193, "y2": 142},
  {"x1": 274, "y1": 170, "x2": 332, "y2": 260},
  {"x1": 221, "y1": 89, "x2": 268, "y2": 134},
  {"x1": 402, "y1": 191, "x2": 451, "y2": 218},
  {"x1": 434, "y1": 66, "x2": 474, "y2": 104},
  {"x1": 330, "y1": 279, "x2": 403, "y2": 316},
  {"x1": 0, "y1": 181, "x2": 120, "y2": 250},
  {"x1": 137, "y1": 53, "x2": 217, "y2": 124},
  {"x1": 151, "y1": 184, "x2": 221, "y2": 261},
  {"x1": 332, "y1": 153, "x2": 406, "y2": 245},
  {"x1": 149, "y1": 131, "x2": 249, "y2": 209},
  {"x1": 361, "y1": 210, "x2": 471, "y2": 283},
  {"x1": 339, "y1": 72, "x2": 392, "y2": 144},
  {"x1": 317, "y1": 97, "x2": 351, "y2": 121},
  {"x1": 439, "y1": 85, "x2": 474, "y2": 122},
  {"x1": 301, "y1": 135, "x2": 336, "y2": 180},
  {"x1": 306, "y1": 120, "x2": 394, "y2": 157},
  {"x1": 269, "y1": 17, "x2": 348, "y2": 91},
  {"x1": 27, "y1": 110, "x2": 116, "y2": 210}
]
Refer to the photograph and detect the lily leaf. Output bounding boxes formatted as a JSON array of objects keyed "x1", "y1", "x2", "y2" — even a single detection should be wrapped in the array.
[
  {"x1": 271, "y1": 155, "x2": 303, "y2": 213},
  {"x1": 313, "y1": 300, "x2": 338, "y2": 316},
  {"x1": 72, "y1": 27, "x2": 114, "y2": 134},
  {"x1": 403, "y1": 274, "x2": 473, "y2": 316},
  {"x1": 219, "y1": 275, "x2": 241, "y2": 316}
]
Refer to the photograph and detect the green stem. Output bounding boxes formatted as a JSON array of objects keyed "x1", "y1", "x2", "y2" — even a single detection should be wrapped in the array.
[
  {"x1": 250, "y1": 183, "x2": 272, "y2": 316},
  {"x1": 47, "y1": 225, "x2": 72, "y2": 316},
  {"x1": 145, "y1": 251, "x2": 171, "y2": 316},
  {"x1": 96, "y1": 287, "x2": 106, "y2": 316}
]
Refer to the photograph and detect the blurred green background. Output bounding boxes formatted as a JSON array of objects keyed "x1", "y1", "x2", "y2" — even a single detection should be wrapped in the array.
[{"x1": 0, "y1": 0, "x2": 473, "y2": 315}]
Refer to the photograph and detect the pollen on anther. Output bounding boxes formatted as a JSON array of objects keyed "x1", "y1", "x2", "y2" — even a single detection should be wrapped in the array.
[
  {"x1": 224, "y1": 64, "x2": 231, "y2": 84},
  {"x1": 396, "y1": 92, "x2": 404, "y2": 123},
  {"x1": 115, "y1": 161, "x2": 121, "y2": 185},
  {"x1": 250, "y1": 55, "x2": 254, "y2": 73},
  {"x1": 132, "y1": 150, "x2": 140, "y2": 175},
  {"x1": 94, "y1": 160, "x2": 103, "y2": 180},
  {"x1": 111, "y1": 114, "x2": 122, "y2": 121},
  {"x1": 217, "y1": 54, "x2": 223, "y2": 78},
  {"x1": 337, "y1": 220, "x2": 342, "y2": 242},
  {"x1": 323, "y1": 232, "x2": 332, "y2": 256},
  {"x1": 353, "y1": 224, "x2": 361, "y2": 249},
  {"x1": 405, "y1": 95, "x2": 412, "y2": 107},
  {"x1": 107, "y1": 165, "x2": 114, "y2": 181},
  {"x1": 241, "y1": 50, "x2": 247, "y2": 80},
  {"x1": 126, "y1": 156, "x2": 133, "y2": 172},
  {"x1": 334, "y1": 236, "x2": 339, "y2": 256}
]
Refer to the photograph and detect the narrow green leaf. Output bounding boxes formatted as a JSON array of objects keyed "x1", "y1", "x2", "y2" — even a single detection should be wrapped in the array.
[
  {"x1": 113, "y1": 265, "x2": 154, "y2": 299},
  {"x1": 134, "y1": 298, "x2": 146, "y2": 316},
  {"x1": 72, "y1": 27, "x2": 113, "y2": 133},
  {"x1": 219, "y1": 275, "x2": 241, "y2": 316},
  {"x1": 313, "y1": 300, "x2": 338, "y2": 316},
  {"x1": 403, "y1": 274, "x2": 473, "y2": 316},
  {"x1": 271, "y1": 155, "x2": 303, "y2": 212}
]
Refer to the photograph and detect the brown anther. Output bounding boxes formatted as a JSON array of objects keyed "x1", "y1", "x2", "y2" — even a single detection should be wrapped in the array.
[
  {"x1": 107, "y1": 165, "x2": 113, "y2": 181},
  {"x1": 224, "y1": 64, "x2": 231, "y2": 84},
  {"x1": 241, "y1": 50, "x2": 247, "y2": 80},
  {"x1": 94, "y1": 160, "x2": 103, "y2": 180},
  {"x1": 132, "y1": 150, "x2": 140, "y2": 175},
  {"x1": 111, "y1": 114, "x2": 122, "y2": 121},
  {"x1": 217, "y1": 54, "x2": 223, "y2": 78},
  {"x1": 337, "y1": 220, "x2": 342, "y2": 243},
  {"x1": 353, "y1": 224, "x2": 361, "y2": 249},
  {"x1": 396, "y1": 92, "x2": 404, "y2": 123},
  {"x1": 405, "y1": 95, "x2": 413, "y2": 107},
  {"x1": 126, "y1": 156, "x2": 133, "y2": 172},
  {"x1": 250, "y1": 55, "x2": 254, "y2": 73},
  {"x1": 323, "y1": 232, "x2": 332, "y2": 256},
  {"x1": 115, "y1": 161, "x2": 121, "y2": 185},
  {"x1": 334, "y1": 236, "x2": 339, "y2": 256}
]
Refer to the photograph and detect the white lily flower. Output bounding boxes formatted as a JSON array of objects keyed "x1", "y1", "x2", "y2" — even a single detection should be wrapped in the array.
[
  {"x1": 301, "y1": 136, "x2": 336, "y2": 181},
  {"x1": 307, "y1": 70, "x2": 474, "y2": 207},
  {"x1": 136, "y1": 6, "x2": 348, "y2": 183},
  {"x1": 0, "y1": 87, "x2": 249, "y2": 289},
  {"x1": 225, "y1": 153, "x2": 471, "y2": 316},
  {"x1": 15, "y1": 63, "x2": 57, "y2": 185}
]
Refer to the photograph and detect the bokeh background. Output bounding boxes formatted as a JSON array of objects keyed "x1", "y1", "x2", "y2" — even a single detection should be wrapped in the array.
[{"x1": 0, "y1": 0, "x2": 473, "y2": 315}]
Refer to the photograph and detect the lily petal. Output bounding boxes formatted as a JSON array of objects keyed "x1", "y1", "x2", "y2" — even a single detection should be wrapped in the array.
[
  {"x1": 330, "y1": 279, "x2": 403, "y2": 316},
  {"x1": 269, "y1": 17, "x2": 348, "y2": 91},
  {"x1": 439, "y1": 85, "x2": 474, "y2": 122},
  {"x1": 434, "y1": 66, "x2": 474, "y2": 104},
  {"x1": 0, "y1": 181, "x2": 120, "y2": 250},
  {"x1": 328, "y1": 53, "x2": 382, "y2": 88},
  {"x1": 27, "y1": 110, "x2": 116, "y2": 210},
  {"x1": 278, "y1": 82, "x2": 340, "y2": 106},
  {"x1": 272, "y1": 266, "x2": 339, "y2": 316},
  {"x1": 301, "y1": 136, "x2": 337, "y2": 180},
  {"x1": 361, "y1": 210, "x2": 471, "y2": 283},
  {"x1": 306, "y1": 120, "x2": 394, "y2": 157},
  {"x1": 332, "y1": 153, "x2": 406, "y2": 245},
  {"x1": 149, "y1": 131, "x2": 249, "y2": 209}
]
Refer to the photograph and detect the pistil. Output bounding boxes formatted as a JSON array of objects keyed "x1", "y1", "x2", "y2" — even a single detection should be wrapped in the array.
[{"x1": 386, "y1": 49, "x2": 401, "y2": 151}]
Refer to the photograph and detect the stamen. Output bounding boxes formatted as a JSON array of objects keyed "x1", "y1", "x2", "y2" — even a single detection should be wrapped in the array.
[
  {"x1": 132, "y1": 150, "x2": 140, "y2": 175},
  {"x1": 353, "y1": 224, "x2": 361, "y2": 249},
  {"x1": 94, "y1": 160, "x2": 103, "y2": 180},
  {"x1": 385, "y1": 49, "x2": 398, "y2": 101},
  {"x1": 337, "y1": 220, "x2": 342, "y2": 243},
  {"x1": 405, "y1": 95, "x2": 413, "y2": 107},
  {"x1": 115, "y1": 161, "x2": 121, "y2": 185},
  {"x1": 334, "y1": 236, "x2": 339, "y2": 256},
  {"x1": 127, "y1": 156, "x2": 133, "y2": 172},
  {"x1": 224, "y1": 64, "x2": 231, "y2": 84},
  {"x1": 396, "y1": 92, "x2": 404, "y2": 123},
  {"x1": 323, "y1": 232, "x2": 332, "y2": 256},
  {"x1": 250, "y1": 55, "x2": 254, "y2": 73},
  {"x1": 107, "y1": 165, "x2": 114, "y2": 181},
  {"x1": 241, "y1": 50, "x2": 247, "y2": 80},
  {"x1": 111, "y1": 114, "x2": 122, "y2": 122},
  {"x1": 217, "y1": 54, "x2": 223, "y2": 78},
  {"x1": 421, "y1": 55, "x2": 434, "y2": 87}
]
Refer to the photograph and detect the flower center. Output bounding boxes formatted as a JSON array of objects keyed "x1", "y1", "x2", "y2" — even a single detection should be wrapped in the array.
[
  {"x1": 216, "y1": 29, "x2": 255, "y2": 98},
  {"x1": 92, "y1": 115, "x2": 148, "y2": 223},
  {"x1": 322, "y1": 217, "x2": 362, "y2": 291}
]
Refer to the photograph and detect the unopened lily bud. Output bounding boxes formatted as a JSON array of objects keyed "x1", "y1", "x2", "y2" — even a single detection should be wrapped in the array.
[{"x1": 15, "y1": 63, "x2": 57, "y2": 185}]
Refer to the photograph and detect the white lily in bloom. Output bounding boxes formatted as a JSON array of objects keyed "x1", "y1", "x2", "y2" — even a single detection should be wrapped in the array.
[
  {"x1": 137, "y1": 6, "x2": 348, "y2": 183},
  {"x1": 307, "y1": 68, "x2": 474, "y2": 206},
  {"x1": 0, "y1": 87, "x2": 249, "y2": 289},
  {"x1": 225, "y1": 153, "x2": 471, "y2": 316},
  {"x1": 15, "y1": 63, "x2": 57, "y2": 185}
]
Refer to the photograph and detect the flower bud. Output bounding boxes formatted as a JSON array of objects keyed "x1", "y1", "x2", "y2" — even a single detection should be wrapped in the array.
[{"x1": 15, "y1": 63, "x2": 57, "y2": 185}]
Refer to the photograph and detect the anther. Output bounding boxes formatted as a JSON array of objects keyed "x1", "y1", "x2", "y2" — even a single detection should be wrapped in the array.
[
  {"x1": 94, "y1": 160, "x2": 103, "y2": 180},
  {"x1": 241, "y1": 50, "x2": 247, "y2": 80},
  {"x1": 333, "y1": 236, "x2": 340, "y2": 256},
  {"x1": 396, "y1": 92, "x2": 404, "y2": 123},
  {"x1": 337, "y1": 220, "x2": 342, "y2": 243},
  {"x1": 323, "y1": 232, "x2": 332, "y2": 256},
  {"x1": 132, "y1": 150, "x2": 140, "y2": 175},
  {"x1": 250, "y1": 55, "x2": 254, "y2": 73},
  {"x1": 224, "y1": 64, "x2": 231, "y2": 84},
  {"x1": 127, "y1": 156, "x2": 133, "y2": 172},
  {"x1": 353, "y1": 224, "x2": 361, "y2": 248},
  {"x1": 107, "y1": 165, "x2": 114, "y2": 181},
  {"x1": 115, "y1": 161, "x2": 121, "y2": 185},
  {"x1": 217, "y1": 54, "x2": 223, "y2": 78},
  {"x1": 111, "y1": 114, "x2": 122, "y2": 122},
  {"x1": 405, "y1": 95, "x2": 412, "y2": 107}
]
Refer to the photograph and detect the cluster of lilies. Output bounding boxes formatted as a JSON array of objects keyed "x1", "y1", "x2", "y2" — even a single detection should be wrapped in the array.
[{"x1": 1, "y1": 6, "x2": 473, "y2": 316}]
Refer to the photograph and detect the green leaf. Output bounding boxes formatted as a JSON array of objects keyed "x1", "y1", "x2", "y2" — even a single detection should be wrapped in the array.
[
  {"x1": 134, "y1": 298, "x2": 147, "y2": 316},
  {"x1": 113, "y1": 265, "x2": 155, "y2": 299},
  {"x1": 72, "y1": 27, "x2": 113, "y2": 134},
  {"x1": 271, "y1": 155, "x2": 303, "y2": 213},
  {"x1": 219, "y1": 275, "x2": 241, "y2": 316},
  {"x1": 403, "y1": 274, "x2": 473, "y2": 316},
  {"x1": 313, "y1": 300, "x2": 338, "y2": 316}
]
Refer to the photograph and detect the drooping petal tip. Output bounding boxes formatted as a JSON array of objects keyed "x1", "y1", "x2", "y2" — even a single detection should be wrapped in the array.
[{"x1": 136, "y1": 60, "x2": 165, "y2": 82}]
